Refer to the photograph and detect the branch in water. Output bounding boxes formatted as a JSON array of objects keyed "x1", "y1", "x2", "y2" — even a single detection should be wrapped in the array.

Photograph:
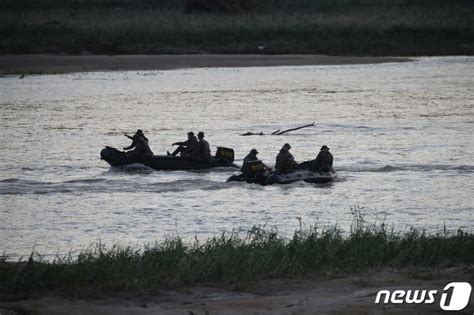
[
  {"x1": 240, "y1": 132, "x2": 265, "y2": 136},
  {"x1": 240, "y1": 123, "x2": 315, "y2": 136},
  {"x1": 273, "y1": 122, "x2": 315, "y2": 135}
]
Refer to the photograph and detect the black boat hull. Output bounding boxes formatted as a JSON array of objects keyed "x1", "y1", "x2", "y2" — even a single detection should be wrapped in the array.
[
  {"x1": 100, "y1": 147, "x2": 237, "y2": 170},
  {"x1": 227, "y1": 169, "x2": 337, "y2": 185}
]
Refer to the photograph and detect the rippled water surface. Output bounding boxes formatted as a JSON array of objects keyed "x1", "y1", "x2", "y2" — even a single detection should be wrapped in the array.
[{"x1": 1, "y1": 57, "x2": 473, "y2": 258}]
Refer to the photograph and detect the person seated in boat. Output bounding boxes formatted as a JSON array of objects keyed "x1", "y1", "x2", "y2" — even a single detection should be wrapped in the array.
[
  {"x1": 244, "y1": 148, "x2": 259, "y2": 163},
  {"x1": 313, "y1": 145, "x2": 334, "y2": 172},
  {"x1": 123, "y1": 129, "x2": 153, "y2": 160},
  {"x1": 170, "y1": 131, "x2": 199, "y2": 157},
  {"x1": 242, "y1": 148, "x2": 270, "y2": 171},
  {"x1": 275, "y1": 143, "x2": 297, "y2": 172},
  {"x1": 197, "y1": 131, "x2": 212, "y2": 162}
]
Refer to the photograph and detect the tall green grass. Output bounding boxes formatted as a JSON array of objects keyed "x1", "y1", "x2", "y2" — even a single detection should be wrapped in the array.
[{"x1": 1, "y1": 216, "x2": 473, "y2": 294}]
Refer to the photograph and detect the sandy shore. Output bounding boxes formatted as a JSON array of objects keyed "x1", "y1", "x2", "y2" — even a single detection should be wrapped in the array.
[
  {"x1": 0, "y1": 54, "x2": 411, "y2": 74},
  {"x1": 1, "y1": 268, "x2": 472, "y2": 314}
]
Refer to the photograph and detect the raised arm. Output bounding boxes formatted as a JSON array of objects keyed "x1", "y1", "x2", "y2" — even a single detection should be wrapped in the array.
[{"x1": 123, "y1": 132, "x2": 135, "y2": 141}]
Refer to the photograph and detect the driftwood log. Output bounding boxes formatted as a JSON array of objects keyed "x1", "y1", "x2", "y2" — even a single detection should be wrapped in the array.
[{"x1": 240, "y1": 123, "x2": 315, "y2": 136}]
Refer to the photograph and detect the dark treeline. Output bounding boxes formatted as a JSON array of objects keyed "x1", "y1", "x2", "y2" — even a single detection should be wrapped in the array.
[
  {"x1": 0, "y1": 0, "x2": 181, "y2": 10},
  {"x1": 2, "y1": 0, "x2": 472, "y2": 12},
  {"x1": 1, "y1": 0, "x2": 473, "y2": 55}
]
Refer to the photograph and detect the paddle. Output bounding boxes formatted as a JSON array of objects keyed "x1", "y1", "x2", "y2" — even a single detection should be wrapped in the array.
[{"x1": 121, "y1": 130, "x2": 133, "y2": 140}]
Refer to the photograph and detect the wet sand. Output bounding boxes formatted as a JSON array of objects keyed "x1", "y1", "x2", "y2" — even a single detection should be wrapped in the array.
[
  {"x1": 1, "y1": 268, "x2": 472, "y2": 314},
  {"x1": 0, "y1": 54, "x2": 411, "y2": 74}
]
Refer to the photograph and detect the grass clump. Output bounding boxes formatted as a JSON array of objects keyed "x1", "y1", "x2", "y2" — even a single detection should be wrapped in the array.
[{"x1": 1, "y1": 216, "x2": 473, "y2": 294}]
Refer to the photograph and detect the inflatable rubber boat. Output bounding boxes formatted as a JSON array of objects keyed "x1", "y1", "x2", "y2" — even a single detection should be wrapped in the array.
[
  {"x1": 227, "y1": 160, "x2": 336, "y2": 185},
  {"x1": 100, "y1": 146, "x2": 238, "y2": 170}
]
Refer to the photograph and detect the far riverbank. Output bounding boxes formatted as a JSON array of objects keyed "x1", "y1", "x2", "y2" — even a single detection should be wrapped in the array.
[{"x1": 0, "y1": 54, "x2": 411, "y2": 75}]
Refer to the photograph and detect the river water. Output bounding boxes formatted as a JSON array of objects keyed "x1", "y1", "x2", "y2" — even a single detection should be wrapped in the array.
[{"x1": 1, "y1": 56, "x2": 473, "y2": 259}]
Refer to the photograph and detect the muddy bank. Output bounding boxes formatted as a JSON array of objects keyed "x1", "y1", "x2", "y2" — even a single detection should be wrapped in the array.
[
  {"x1": 1, "y1": 268, "x2": 472, "y2": 314},
  {"x1": 0, "y1": 54, "x2": 411, "y2": 75}
]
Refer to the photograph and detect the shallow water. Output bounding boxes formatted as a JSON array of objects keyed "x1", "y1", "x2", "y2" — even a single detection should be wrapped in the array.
[{"x1": 1, "y1": 56, "x2": 473, "y2": 258}]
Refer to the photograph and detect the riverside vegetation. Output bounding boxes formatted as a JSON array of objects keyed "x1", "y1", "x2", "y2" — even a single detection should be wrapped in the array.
[
  {"x1": 1, "y1": 210, "x2": 473, "y2": 295},
  {"x1": 0, "y1": 0, "x2": 473, "y2": 55}
]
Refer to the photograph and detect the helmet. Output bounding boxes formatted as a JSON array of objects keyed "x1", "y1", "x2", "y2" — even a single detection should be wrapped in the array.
[
  {"x1": 250, "y1": 148, "x2": 258, "y2": 155},
  {"x1": 283, "y1": 143, "x2": 291, "y2": 150}
]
